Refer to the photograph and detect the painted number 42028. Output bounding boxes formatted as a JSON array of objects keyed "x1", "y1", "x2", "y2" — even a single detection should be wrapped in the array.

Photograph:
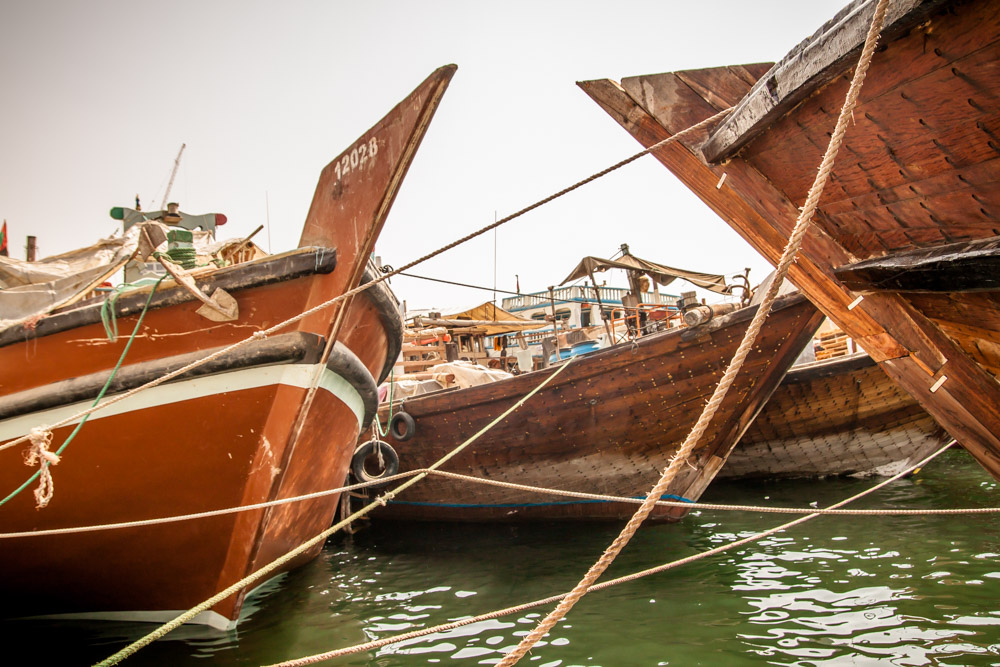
[{"x1": 334, "y1": 137, "x2": 379, "y2": 182}]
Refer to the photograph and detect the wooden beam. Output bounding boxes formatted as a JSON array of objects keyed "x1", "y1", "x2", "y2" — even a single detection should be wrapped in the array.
[
  {"x1": 835, "y1": 235, "x2": 1000, "y2": 293},
  {"x1": 412, "y1": 317, "x2": 544, "y2": 329},
  {"x1": 702, "y1": 0, "x2": 948, "y2": 162},
  {"x1": 578, "y1": 77, "x2": 895, "y2": 351},
  {"x1": 579, "y1": 73, "x2": 1000, "y2": 481}
]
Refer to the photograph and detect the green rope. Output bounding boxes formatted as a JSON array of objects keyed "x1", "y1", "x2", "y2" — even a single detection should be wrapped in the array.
[
  {"x1": 372, "y1": 369, "x2": 396, "y2": 439},
  {"x1": 0, "y1": 277, "x2": 165, "y2": 509},
  {"x1": 166, "y1": 246, "x2": 197, "y2": 269}
]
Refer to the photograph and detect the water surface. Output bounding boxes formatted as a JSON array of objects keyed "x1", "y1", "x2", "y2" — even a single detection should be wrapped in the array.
[{"x1": 5, "y1": 449, "x2": 998, "y2": 666}]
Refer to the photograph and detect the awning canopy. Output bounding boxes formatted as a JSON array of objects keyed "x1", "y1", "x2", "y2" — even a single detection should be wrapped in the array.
[
  {"x1": 560, "y1": 254, "x2": 730, "y2": 294},
  {"x1": 407, "y1": 302, "x2": 547, "y2": 336}
]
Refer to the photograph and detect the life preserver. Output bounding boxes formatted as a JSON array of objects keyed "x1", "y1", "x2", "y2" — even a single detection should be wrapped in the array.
[
  {"x1": 389, "y1": 411, "x2": 416, "y2": 441},
  {"x1": 350, "y1": 439, "x2": 399, "y2": 489}
]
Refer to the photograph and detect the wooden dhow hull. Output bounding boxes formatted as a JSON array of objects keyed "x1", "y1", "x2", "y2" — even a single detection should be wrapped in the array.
[
  {"x1": 579, "y1": 0, "x2": 1000, "y2": 479},
  {"x1": 721, "y1": 352, "x2": 951, "y2": 480},
  {"x1": 0, "y1": 65, "x2": 454, "y2": 627},
  {"x1": 365, "y1": 293, "x2": 823, "y2": 521}
]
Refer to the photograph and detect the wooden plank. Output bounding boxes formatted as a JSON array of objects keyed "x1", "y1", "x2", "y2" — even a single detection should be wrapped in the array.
[
  {"x1": 577, "y1": 77, "x2": 894, "y2": 347},
  {"x1": 584, "y1": 77, "x2": 965, "y2": 374},
  {"x1": 742, "y1": 4, "x2": 1000, "y2": 208},
  {"x1": 835, "y1": 234, "x2": 1000, "y2": 292},
  {"x1": 580, "y1": 72, "x2": 1000, "y2": 481},
  {"x1": 702, "y1": 0, "x2": 949, "y2": 161},
  {"x1": 882, "y1": 355, "x2": 1000, "y2": 472},
  {"x1": 368, "y1": 294, "x2": 822, "y2": 521}
]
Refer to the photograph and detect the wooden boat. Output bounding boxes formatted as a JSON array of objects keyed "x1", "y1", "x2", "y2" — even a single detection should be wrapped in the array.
[
  {"x1": 358, "y1": 291, "x2": 823, "y2": 521},
  {"x1": 498, "y1": 254, "x2": 951, "y2": 483},
  {"x1": 580, "y1": 0, "x2": 1000, "y2": 481},
  {"x1": 722, "y1": 349, "x2": 950, "y2": 480},
  {"x1": 0, "y1": 65, "x2": 455, "y2": 628}
]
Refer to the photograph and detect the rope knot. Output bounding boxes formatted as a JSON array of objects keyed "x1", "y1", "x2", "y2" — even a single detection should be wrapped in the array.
[
  {"x1": 24, "y1": 427, "x2": 59, "y2": 509},
  {"x1": 252, "y1": 330, "x2": 268, "y2": 340},
  {"x1": 23, "y1": 315, "x2": 44, "y2": 332}
]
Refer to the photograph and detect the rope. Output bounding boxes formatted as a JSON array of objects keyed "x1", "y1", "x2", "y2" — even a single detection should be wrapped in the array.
[
  {"x1": 100, "y1": 278, "x2": 163, "y2": 341},
  {"x1": 371, "y1": 370, "x2": 395, "y2": 440},
  {"x1": 0, "y1": 278, "x2": 165, "y2": 509},
  {"x1": 4, "y1": 441, "x2": 994, "y2": 540},
  {"x1": 23, "y1": 428, "x2": 58, "y2": 508},
  {"x1": 1, "y1": 108, "x2": 730, "y2": 458},
  {"x1": 266, "y1": 439, "x2": 954, "y2": 667},
  {"x1": 94, "y1": 355, "x2": 576, "y2": 667},
  {"x1": 499, "y1": 1, "x2": 892, "y2": 663},
  {"x1": 392, "y1": 456, "x2": 997, "y2": 516},
  {"x1": 398, "y1": 271, "x2": 603, "y2": 307}
]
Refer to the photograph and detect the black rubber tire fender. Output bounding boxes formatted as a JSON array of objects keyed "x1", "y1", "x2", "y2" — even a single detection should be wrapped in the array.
[
  {"x1": 350, "y1": 439, "x2": 399, "y2": 489},
  {"x1": 388, "y1": 411, "x2": 416, "y2": 442}
]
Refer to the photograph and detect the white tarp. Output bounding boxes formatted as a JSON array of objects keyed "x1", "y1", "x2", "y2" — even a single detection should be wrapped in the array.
[
  {"x1": 0, "y1": 222, "x2": 237, "y2": 330},
  {"x1": 383, "y1": 360, "x2": 513, "y2": 400},
  {"x1": 0, "y1": 226, "x2": 143, "y2": 328},
  {"x1": 429, "y1": 360, "x2": 512, "y2": 387}
]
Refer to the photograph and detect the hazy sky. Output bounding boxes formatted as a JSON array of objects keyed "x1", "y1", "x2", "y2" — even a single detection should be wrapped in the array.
[{"x1": 0, "y1": 0, "x2": 847, "y2": 310}]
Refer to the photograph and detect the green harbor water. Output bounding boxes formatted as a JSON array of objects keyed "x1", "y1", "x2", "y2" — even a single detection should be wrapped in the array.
[{"x1": 4, "y1": 449, "x2": 999, "y2": 666}]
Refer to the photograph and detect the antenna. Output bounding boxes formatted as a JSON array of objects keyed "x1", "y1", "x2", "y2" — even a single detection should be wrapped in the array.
[
  {"x1": 265, "y1": 191, "x2": 272, "y2": 253},
  {"x1": 493, "y1": 210, "x2": 497, "y2": 306}
]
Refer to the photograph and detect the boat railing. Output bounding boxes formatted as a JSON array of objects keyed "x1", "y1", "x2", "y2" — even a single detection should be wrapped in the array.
[
  {"x1": 607, "y1": 303, "x2": 684, "y2": 344},
  {"x1": 502, "y1": 285, "x2": 675, "y2": 310}
]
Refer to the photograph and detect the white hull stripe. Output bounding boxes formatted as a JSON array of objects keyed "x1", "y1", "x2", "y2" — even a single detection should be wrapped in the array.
[
  {"x1": 26, "y1": 608, "x2": 236, "y2": 631},
  {"x1": 0, "y1": 363, "x2": 365, "y2": 442}
]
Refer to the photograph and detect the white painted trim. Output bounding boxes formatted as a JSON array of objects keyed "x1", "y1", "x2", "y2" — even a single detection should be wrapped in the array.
[
  {"x1": 0, "y1": 363, "x2": 365, "y2": 442},
  {"x1": 30, "y1": 608, "x2": 236, "y2": 631},
  {"x1": 20, "y1": 571, "x2": 288, "y2": 629}
]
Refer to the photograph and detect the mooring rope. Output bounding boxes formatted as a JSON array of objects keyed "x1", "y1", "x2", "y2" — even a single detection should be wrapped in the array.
[
  {"x1": 370, "y1": 369, "x2": 396, "y2": 440},
  {"x1": 267, "y1": 438, "x2": 955, "y2": 666},
  {"x1": 4, "y1": 440, "x2": 995, "y2": 541},
  {"x1": 94, "y1": 356, "x2": 576, "y2": 667},
  {"x1": 498, "y1": 1, "x2": 892, "y2": 663},
  {"x1": 0, "y1": 277, "x2": 166, "y2": 508},
  {"x1": 0, "y1": 107, "x2": 731, "y2": 458},
  {"x1": 384, "y1": 454, "x2": 997, "y2": 516}
]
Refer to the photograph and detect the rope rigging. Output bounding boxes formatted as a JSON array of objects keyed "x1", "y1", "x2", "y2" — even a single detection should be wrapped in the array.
[
  {"x1": 94, "y1": 356, "x2": 578, "y2": 667},
  {"x1": 267, "y1": 438, "x2": 957, "y2": 666},
  {"x1": 2, "y1": 440, "x2": 995, "y2": 542},
  {"x1": 3, "y1": 11, "x2": 936, "y2": 664},
  {"x1": 0, "y1": 277, "x2": 166, "y2": 509},
  {"x1": 0, "y1": 106, "x2": 732, "y2": 458},
  {"x1": 498, "y1": 0, "x2": 893, "y2": 662}
]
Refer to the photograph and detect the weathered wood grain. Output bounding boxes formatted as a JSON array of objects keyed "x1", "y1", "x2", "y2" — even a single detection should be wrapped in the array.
[
  {"x1": 702, "y1": 0, "x2": 951, "y2": 161},
  {"x1": 583, "y1": 1, "x2": 1000, "y2": 480},
  {"x1": 834, "y1": 234, "x2": 1000, "y2": 292},
  {"x1": 724, "y1": 353, "x2": 950, "y2": 479},
  {"x1": 365, "y1": 294, "x2": 823, "y2": 521}
]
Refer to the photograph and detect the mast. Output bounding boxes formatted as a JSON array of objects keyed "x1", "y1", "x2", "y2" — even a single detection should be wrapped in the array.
[{"x1": 161, "y1": 143, "x2": 186, "y2": 207}]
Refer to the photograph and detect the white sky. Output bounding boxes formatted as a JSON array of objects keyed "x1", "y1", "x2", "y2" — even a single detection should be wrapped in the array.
[{"x1": 0, "y1": 0, "x2": 846, "y2": 311}]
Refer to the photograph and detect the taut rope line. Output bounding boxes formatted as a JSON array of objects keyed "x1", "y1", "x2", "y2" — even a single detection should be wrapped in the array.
[
  {"x1": 94, "y1": 356, "x2": 576, "y2": 667},
  {"x1": 1, "y1": 277, "x2": 166, "y2": 508},
  {"x1": 267, "y1": 439, "x2": 955, "y2": 666},
  {"x1": 6, "y1": 441, "x2": 996, "y2": 540},
  {"x1": 499, "y1": 0, "x2": 892, "y2": 663},
  {"x1": 0, "y1": 107, "x2": 731, "y2": 459}
]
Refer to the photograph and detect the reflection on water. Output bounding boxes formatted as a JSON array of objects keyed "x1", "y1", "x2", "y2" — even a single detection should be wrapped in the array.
[{"x1": 2, "y1": 450, "x2": 998, "y2": 665}]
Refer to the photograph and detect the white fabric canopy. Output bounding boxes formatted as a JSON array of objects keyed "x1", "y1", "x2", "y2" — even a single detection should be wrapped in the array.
[
  {"x1": 0, "y1": 226, "x2": 142, "y2": 328},
  {"x1": 560, "y1": 254, "x2": 730, "y2": 294}
]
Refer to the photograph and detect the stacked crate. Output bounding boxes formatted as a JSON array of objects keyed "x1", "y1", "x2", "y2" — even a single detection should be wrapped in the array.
[{"x1": 814, "y1": 329, "x2": 852, "y2": 360}]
